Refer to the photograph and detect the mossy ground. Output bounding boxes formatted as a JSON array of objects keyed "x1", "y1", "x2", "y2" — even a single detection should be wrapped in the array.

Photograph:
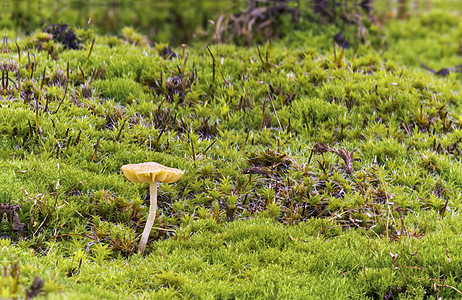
[{"x1": 1, "y1": 9, "x2": 462, "y2": 299}]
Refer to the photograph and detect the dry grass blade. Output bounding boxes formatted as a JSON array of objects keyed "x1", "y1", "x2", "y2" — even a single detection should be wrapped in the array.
[
  {"x1": 206, "y1": 46, "x2": 227, "y2": 86},
  {"x1": 313, "y1": 143, "x2": 356, "y2": 174},
  {"x1": 83, "y1": 37, "x2": 96, "y2": 73}
]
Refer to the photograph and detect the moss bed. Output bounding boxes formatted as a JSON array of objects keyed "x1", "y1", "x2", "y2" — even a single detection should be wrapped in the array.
[{"x1": 2, "y1": 10, "x2": 462, "y2": 299}]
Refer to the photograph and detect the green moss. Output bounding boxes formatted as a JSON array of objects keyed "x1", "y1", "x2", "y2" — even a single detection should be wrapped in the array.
[
  {"x1": 93, "y1": 77, "x2": 147, "y2": 103},
  {"x1": 2, "y1": 9, "x2": 462, "y2": 299}
]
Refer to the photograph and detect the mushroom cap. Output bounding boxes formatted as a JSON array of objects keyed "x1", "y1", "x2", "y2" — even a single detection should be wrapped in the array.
[{"x1": 121, "y1": 162, "x2": 184, "y2": 184}]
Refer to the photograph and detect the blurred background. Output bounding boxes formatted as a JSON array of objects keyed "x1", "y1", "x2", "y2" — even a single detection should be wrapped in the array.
[{"x1": 1, "y1": 0, "x2": 461, "y2": 45}]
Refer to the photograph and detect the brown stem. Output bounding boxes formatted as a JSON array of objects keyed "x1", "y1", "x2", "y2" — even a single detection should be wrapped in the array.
[{"x1": 138, "y1": 178, "x2": 157, "y2": 254}]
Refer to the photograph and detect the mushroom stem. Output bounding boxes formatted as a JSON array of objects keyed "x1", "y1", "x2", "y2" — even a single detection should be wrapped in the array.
[{"x1": 138, "y1": 179, "x2": 157, "y2": 254}]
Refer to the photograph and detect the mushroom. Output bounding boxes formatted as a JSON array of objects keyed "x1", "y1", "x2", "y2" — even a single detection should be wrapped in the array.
[{"x1": 121, "y1": 162, "x2": 184, "y2": 254}]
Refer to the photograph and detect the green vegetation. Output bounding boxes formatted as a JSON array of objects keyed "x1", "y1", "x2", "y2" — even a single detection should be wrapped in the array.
[
  {"x1": 4, "y1": 0, "x2": 243, "y2": 45},
  {"x1": 2, "y1": 7, "x2": 462, "y2": 299}
]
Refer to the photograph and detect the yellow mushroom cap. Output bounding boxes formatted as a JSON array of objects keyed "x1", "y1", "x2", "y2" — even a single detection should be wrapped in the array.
[{"x1": 121, "y1": 162, "x2": 184, "y2": 184}]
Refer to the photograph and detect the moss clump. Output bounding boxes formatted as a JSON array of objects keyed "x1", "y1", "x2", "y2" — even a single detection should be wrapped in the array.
[
  {"x1": 121, "y1": 27, "x2": 148, "y2": 47},
  {"x1": 2, "y1": 8, "x2": 462, "y2": 299}
]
